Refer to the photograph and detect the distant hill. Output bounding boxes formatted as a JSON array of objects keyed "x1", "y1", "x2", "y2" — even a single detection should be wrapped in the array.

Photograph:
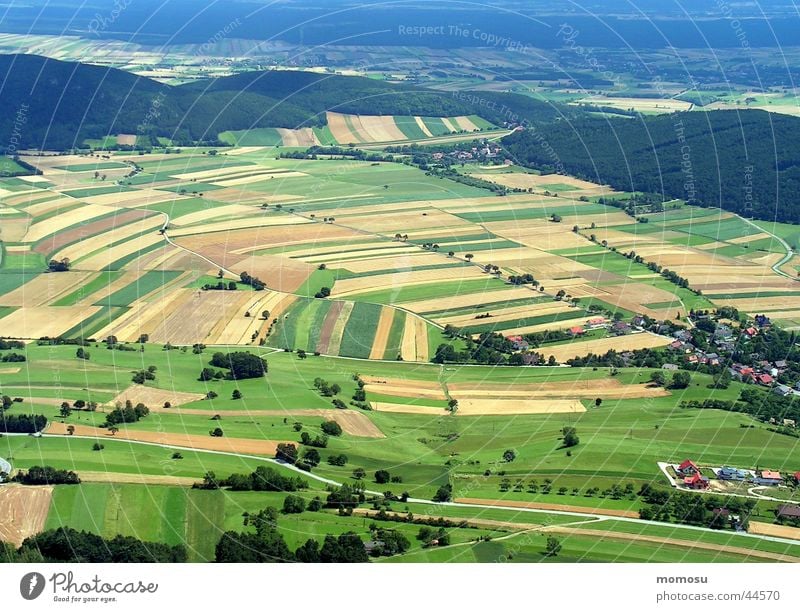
[
  {"x1": 0, "y1": 55, "x2": 570, "y2": 150},
  {"x1": 502, "y1": 110, "x2": 800, "y2": 224}
]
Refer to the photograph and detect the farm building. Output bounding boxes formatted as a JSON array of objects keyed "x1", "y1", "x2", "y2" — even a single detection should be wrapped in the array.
[
  {"x1": 676, "y1": 459, "x2": 700, "y2": 476},
  {"x1": 568, "y1": 326, "x2": 585, "y2": 337},
  {"x1": 586, "y1": 317, "x2": 605, "y2": 329},
  {"x1": 754, "y1": 470, "x2": 782, "y2": 486},
  {"x1": 662, "y1": 363, "x2": 679, "y2": 371},
  {"x1": 717, "y1": 466, "x2": 749, "y2": 481},
  {"x1": 777, "y1": 505, "x2": 800, "y2": 520},
  {"x1": 683, "y1": 472, "x2": 709, "y2": 490},
  {"x1": 774, "y1": 384, "x2": 793, "y2": 397}
]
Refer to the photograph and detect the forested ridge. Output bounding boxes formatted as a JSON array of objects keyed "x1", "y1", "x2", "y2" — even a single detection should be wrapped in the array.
[
  {"x1": 0, "y1": 55, "x2": 564, "y2": 150},
  {"x1": 502, "y1": 110, "x2": 800, "y2": 223}
]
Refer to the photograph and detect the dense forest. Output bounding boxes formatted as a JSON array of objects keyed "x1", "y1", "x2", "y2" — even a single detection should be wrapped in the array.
[
  {"x1": 0, "y1": 55, "x2": 564, "y2": 150},
  {"x1": 502, "y1": 110, "x2": 800, "y2": 224}
]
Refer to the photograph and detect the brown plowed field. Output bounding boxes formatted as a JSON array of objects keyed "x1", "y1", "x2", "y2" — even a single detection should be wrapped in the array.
[
  {"x1": 47, "y1": 422, "x2": 285, "y2": 456},
  {"x1": 0, "y1": 485, "x2": 52, "y2": 546}
]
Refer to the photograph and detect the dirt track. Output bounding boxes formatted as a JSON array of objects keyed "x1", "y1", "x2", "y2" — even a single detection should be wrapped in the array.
[
  {"x1": 0, "y1": 485, "x2": 52, "y2": 546},
  {"x1": 455, "y1": 497, "x2": 639, "y2": 518}
]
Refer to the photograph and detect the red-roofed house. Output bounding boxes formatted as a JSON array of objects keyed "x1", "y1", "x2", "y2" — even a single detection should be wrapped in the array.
[
  {"x1": 677, "y1": 459, "x2": 700, "y2": 476},
  {"x1": 683, "y1": 472, "x2": 710, "y2": 489},
  {"x1": 755, "y1": 470, "x2": 782, "y2": 485},
  {"x1": 569, "y1": 326, "x2": 585, "y2": 337},
  {"x1": 586, "y1": 317, "x2": 605, "y2": 329},
  {"x1": 756, "y1": 373, "x2": 774, "y2": 386},
  {"x1": 794, "y1": 471, "x2": 800, "y2": 484},
  {"x1": 744, "y1": 327, "x2": 758, "y2": 337}
]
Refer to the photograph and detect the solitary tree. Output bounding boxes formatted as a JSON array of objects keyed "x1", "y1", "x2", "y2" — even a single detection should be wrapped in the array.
[{"x1": 545, "y1": 536, "x2": 562, "y2": 557}]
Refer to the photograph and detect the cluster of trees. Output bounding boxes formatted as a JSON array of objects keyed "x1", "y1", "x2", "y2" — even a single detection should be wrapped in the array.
[
  {"x1": 195, "y1": 465, "x2": 308, "y2": 492},
  {"x1": 279, "y1": 146, "x2": 393, "y2": 162},
  {"x1": 239, "y1": 271, "x2": 266, "y2": 291},
  {"x1": 0, "y1": 339, "x2": 24, "y2": 350},
  {"x1": 313, "y1": 378, "x2": 341, "y2": 397},
  {"x1": 105, "y1": 400, "x2": 149, "y2": 426},
  {"x1": 0, "y1": 413, "x2": 47, "y2": 433},
  {"x1": 12, "y1": 466, "x2": 80, "y2": 485},
  {"x1": 215, "y1": 523, "x2": 368, "y2": 563},
  {"x1": 433, "y1": 331, "x2": 517, "y2": 365},
  {"x1": 0, "y1": 352, "x2": 25, "y2": 362},
  {"x1": 649, "y1": 370, "x2": 692, "y2": 389},
  {"x1": 201, "y1": 281, "x2": 239, "y2": 291},
  {"x1": 3, "y1": 527, "x2": 187, "y2": 562},
  {"x1": 131, "y1": 365, "x2": 157, "y2": 384},
  {"x1": 638, "y1": 484, "x2": 755, "y2": 530},
  {"x1": 207, "y1": 351, "x2": 268, "y2": 379},
  {"x1": 47, "y1": 257, "x2": 70, "y2": 272}
]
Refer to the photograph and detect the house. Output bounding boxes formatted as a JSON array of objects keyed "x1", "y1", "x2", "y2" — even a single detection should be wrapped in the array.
[
  {"x1": 631, "y1": 315, "x2": 647, "y2": 328},
  {"x1": 686, "y1": 354, "x2": 699, "y2": 364},
  {"x1": 794, "y1": 472, "x2": 800, "y2": 484},
  {"x1": 568, "y1": 326, "x2": 585, "y2": 337},
  {"x1": 774, "y1": 384, "x2": 793, "y2": 397},
  {"x1": 754, "y1": 314, "x2": 771, "y2": 328},
  {"x1": 777, "y1": 505, "x2": 800, "y2": 520},
  {"x1": 705, "y1": 352, "x2": 720, "y2": 366},
  {"x1": 683, "y1": 472, "x2": 710, "y2": 490},
  {"x1": 714, "y1": 324, "x2": 733, "y2": 340},
  {"x1": 673, "y1": 330, "x2": 692, "y2": 342},
  {"x1": 676, "y1": 459, "x2": 700, "y2": 476},
  {"x1": 718, "y1": 466, "x2": 748, "y2": 481},
  {"x1": 756, "y1": 373, "x2": 774, "y2": 386},
  {"x1": 662, "y1": 363, "x2": 679, "y2": 371},
  {"x1": 784, "y1": 419, "x2": 797, "y2": 428},
  {"x1": 755, "y1": 470, "x2": 782, "y2": 486},
  {"x1": 586, "y1": 317, "x2": 606, "y2": 329},
  {"x1": 506, "y1": 335, "x2": 530, "y2": 351},
  {"x1": 775, "y1": 360, "x2": 788, "y2": 370},
  {"x1": 611, "y1": 321, "x2": 632, "y2": 336},
  {"x1": 743, "y1": 327, "x2": 758, "y2": 338}
]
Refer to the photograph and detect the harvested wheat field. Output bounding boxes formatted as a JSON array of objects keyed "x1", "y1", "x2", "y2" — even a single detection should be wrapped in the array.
[
  {"x1": 0, "y1": 306, "x2": 99, "y2": 338},
  {"x1": 369, "y1": 307, "x2": 395, "y2": 359},
  {"x1": 107, "y1": 384, "x2": 206, "y2": 408},
  {"x1": 287, "y1": 409, "x2": 384, "y2": 438},
  {"x1": 448, "y1": 378, "x2": 669, "y2": 400},
  {"x1": 748, "y1": 521, "x2": 800, "y2": 541},
  {"x1": 543, "y1": 333, "x2": 672, "y2": 362},
  {"x1": 77, "y1": 471, "x2": 198, "y2": 486},
  {"x1": 327, "y1": 111, "x2": 360, "y2": 144},
  {"x1": 333, "y1": 265, "x2": 485, "y2": 298},
  {"x1": 400, "y1": 286, "x2": 537, "y2": 313},
  {"x1": 0, "y1": 485, "x2": 53, "y2": 546},
  {"x1": 276, "y1": 127, "x2": 320, "y2": 147},
  {"x1": 371, "y1": 401, "x2": 450, "y2": 416},
  {"x1": 46, "y1": 422, "x2": 284, "y2": 455},
  {"x1": 214, "y1": 291, "x2": 287, "y2": 345},
  {"x1": 23, "y1": 203, "x2": 114, "y2": 242},
  {"x1": 454, "y1": 398, "x2": 586, "y2": 416},
  {"x1": 0, "y1": 271, "x2": 93, "y2": 307}
]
